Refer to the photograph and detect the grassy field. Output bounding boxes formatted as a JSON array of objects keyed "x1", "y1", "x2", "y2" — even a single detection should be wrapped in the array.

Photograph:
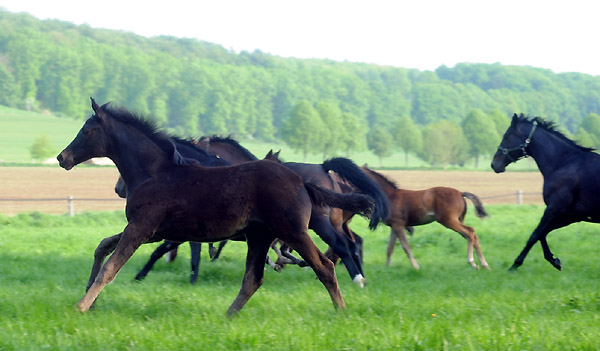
[
  {"x1": 1, "y1": 207, "x2": 599, "y2": 350},
  {"x1": 0, "y1": 104, "x2": 540, "y2": 170}
]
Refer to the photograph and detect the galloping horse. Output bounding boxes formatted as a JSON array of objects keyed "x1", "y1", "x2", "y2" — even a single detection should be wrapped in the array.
[
  {"x1": 57, "y1": 99, "x2": 373, "y2": 315},
  {"x1": 361, "y1": 166, "x2": 490, "y2": 269},
  {"x1": 196, "y1": 136, "x2": 390, "y2": 286},
  {"x1": 114, "y1": 138, "x2": 231, "y2": 284},
  {"x1": 492, "y1": 114, "x2": 600, "y2": 271}
]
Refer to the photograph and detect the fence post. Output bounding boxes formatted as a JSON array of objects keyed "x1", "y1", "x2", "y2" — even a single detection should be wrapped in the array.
[
  {"x1": 516, "y1": 190, "x2": 523, "y2": 205},
  {"x1": 67, "y1": 195, "x2": 75, "y2": 216}
]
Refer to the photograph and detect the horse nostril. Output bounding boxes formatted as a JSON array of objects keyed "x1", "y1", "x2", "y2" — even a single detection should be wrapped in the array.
[{"x1": 57, "y1": 153, "x2": 63, "y2": 163}]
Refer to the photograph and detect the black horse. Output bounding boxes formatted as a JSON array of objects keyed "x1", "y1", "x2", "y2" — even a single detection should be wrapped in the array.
[
  {"x1": 113, "y1": 138, "x2": 231, "y2": 284},
  {"x1": 492, "y1": 113, "x2": 600, "y2": 271},
  {"x1": 57, "y1": 99, "x2": 374, "y2": 315},
  {"x1": 197, "y1": 136, "x2": 390, "y2": 286}
]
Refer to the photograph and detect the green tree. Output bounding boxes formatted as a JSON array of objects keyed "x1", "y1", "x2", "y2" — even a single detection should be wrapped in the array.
[
  {"x1": 281, "y1": 101, "x2": 325, "y2": 161},
  {"x1": 29, "y1": 134, "x2": 55, "y2": 161},
  {"x1": 0, "y1": 62, "x2": 18, "y2": 106},
  {"x1": 578, "y1": 113, "x2": 600, "y2": 148},
  {"x1": 367, "y1": 125, "x2": 394, "y2": 167},
  {"x1": 573, "y1": 127, "x2": 595, "y2": 148},
  {"x1": 392, "y1": 115, "x2": 422, "y2": 167},
  {"x1": 487, "y1": 109, "x2": 510, "y2": 136},
  {"x1": 315, "y1": 102, "x2": 343, "y2": 159},
  {"x1": 419, "y1": 120, "x2": 466, "y2": 167},
  {"x1": 461, "y1": 109, "x2": 499, "y2": 167},
  {"x1": 339, "y1": 112, "x2": 367, "y2": 157}
]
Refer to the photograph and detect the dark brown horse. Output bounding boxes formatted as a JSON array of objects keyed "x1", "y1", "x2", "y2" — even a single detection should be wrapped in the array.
[
  {"x1": 196, "y1": 136, "x2": 390, "y2": 286},
  {"x1": 361, "y1": 166, "x2": 490, "y2": 270},
  {"x1": 492, "y1": 114, "x2": 600, "y2": 271},
  {"x1": 114, "y1": 138, "x2": 230, "y2": 284},
  {"x1": 57, "y1": 99, "x2": 374, "y2": 315}
]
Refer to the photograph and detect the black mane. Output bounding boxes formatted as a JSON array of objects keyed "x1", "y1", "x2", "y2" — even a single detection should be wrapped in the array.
[
  {"x1": 100, "y1": 103, "x2": 199, "y2": 166},
  {"x1": 201, "y1": 135, "x2": 258, "y2": 160},
  {"x1": 513, "y1": 113, "x2": 595, "y2": 152}
]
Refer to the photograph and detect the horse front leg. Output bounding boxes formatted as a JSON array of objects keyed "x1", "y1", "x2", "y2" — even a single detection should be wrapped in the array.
[
  {"x1": 386, "y1": 228, "x2": 397, "y2": 266},
  {"x1": 87, "y1": 233, "x2": 122, "y2": 291},
  {"x1": 393, "y1": 225, "x2": 419, "y2": 270},
  {"x1": 77, "y1": 223, "x2": 149, "y2": 312},
  {"x1": 510, "y1": 208, "x2": 570, "y2": 271},
  {"x1": 189, "y1": 242, "x2": 201, "y2": 284}
]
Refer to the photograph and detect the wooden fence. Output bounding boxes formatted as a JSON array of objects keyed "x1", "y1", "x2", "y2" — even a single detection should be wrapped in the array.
[{"x1": 0, "y1": 190, "x2": 541, "y2": 216}]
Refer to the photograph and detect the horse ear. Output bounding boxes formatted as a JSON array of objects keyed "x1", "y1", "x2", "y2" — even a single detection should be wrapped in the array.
[
  {"x1": 274, "y1": 150, "x2": 281, "y2": 158},
  {"x1": 265, "y1": 149, "x2": 274, "y2": 159},
  {"x1": 90, "y1": 97, "x2": 108, "y2": 121},
  {"x1": 511, "y1": 113, "x2": 519, "y2": 126}
]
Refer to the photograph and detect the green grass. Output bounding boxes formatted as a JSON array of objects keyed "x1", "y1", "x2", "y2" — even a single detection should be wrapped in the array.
[
  {"x1": 1, "y1": 206, "x2": 599, "y2": 350},
  {"x1": 0, "y1": 104, "x2": 539, "y2": 170}
]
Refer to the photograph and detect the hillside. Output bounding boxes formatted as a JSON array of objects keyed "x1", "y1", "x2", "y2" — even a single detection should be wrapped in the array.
[
  {"x1": 0, "y1": 105, "x2": 81, "y2": 163},
  {"x1": 1, "y1": 9, "x2": 598, "y2": 168}
]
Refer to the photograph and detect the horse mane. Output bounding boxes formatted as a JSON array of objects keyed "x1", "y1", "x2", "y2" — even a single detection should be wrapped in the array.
[
  {"x1": 100, "y1": 103, "x2": 199, "y2": 167},
  {"x1": 513, "y1": 113, "x2": 595, "y2": 152},
  {"x1": 201, "y1": 135, "x2": 258, "y2": 160},
  {"x1": 362, "y1": 165, "x2": 399, "y2": 191}
]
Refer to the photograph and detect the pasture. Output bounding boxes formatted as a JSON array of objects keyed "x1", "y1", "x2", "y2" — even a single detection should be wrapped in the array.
[
  {"x1": 0, "y1": 167, "x2": 544, "y2": 215},
  {"x1": 1, "y1": 207, "x2": 599, "y2": 350}
]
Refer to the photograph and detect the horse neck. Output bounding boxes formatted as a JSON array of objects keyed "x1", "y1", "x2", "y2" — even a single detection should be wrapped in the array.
[
  {"x1": 108, "y1": 127, "x2": 172, "y2": 193},
  {"x1": 527, "y1": 127, "x2": 580, "y2": 177},
  {"x1": 362, "y1": 168, "x2": 398, "y2": 197}
]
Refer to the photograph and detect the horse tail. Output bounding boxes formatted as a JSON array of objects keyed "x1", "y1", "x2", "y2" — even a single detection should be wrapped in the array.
[
  {"x1": 321, "y1": 157, "x2": 390, "y2": 230},
  {"x1": 461, "y1": 192, "x2": 488, "y2": 218},
  {"x1": 304, "y1": 182, "x2": 374, "y2": 218}
]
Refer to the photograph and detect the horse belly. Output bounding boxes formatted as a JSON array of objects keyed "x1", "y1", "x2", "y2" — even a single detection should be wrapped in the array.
[{"x1": 405, "y1": 210, "x2": 435, "y2": 226}]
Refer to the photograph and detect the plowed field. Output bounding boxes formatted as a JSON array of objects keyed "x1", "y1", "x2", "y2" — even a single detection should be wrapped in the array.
[{"x1": 0, "y1": 167, "x2": 544, "y2": 215}]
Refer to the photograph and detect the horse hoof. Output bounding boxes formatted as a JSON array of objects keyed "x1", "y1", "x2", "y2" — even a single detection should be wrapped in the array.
[
  {"x1": 508, "y1": 265, "x2": 519, "y2": 272},
  {"x1": 352, "y1": 274, "x2": 365, "y2": 288},
  {"x1": 552, "y1": 257, "x2": 562, "y2": 271}
]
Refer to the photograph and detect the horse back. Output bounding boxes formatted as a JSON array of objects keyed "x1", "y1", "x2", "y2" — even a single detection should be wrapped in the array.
[{"x1": 389, "y1": 187, "x2": 464, "y2": 226}]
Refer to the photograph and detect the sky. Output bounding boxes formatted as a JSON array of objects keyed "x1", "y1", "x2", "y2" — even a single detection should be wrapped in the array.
[{"x1": 1, "y1": 0, "x2": 599, "y2": 76}]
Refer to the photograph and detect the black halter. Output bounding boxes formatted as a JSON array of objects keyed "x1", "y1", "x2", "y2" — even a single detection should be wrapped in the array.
[{"x1": 498, "y1": 121, "x2": 537, "y2": 163}]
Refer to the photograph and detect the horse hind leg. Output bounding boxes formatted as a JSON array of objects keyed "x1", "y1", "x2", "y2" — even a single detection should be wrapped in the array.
[
  {"x1": 227, "y1": 228, "x2": 274, "y2": 316},
  {"x1": 444, "y1": 219, "x2": 490, "y2": 269},
  {"x1": 134, "y1": 241, "x2": 182, "y2": 281},
  {"x1": 282, "y1": 229, "x2": 346, "y2": 311}
]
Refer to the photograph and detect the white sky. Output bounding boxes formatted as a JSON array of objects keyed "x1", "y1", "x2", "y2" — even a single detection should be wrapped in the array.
[{"x1": 1, "y1": 0, "x2": 599, "y2": 76}]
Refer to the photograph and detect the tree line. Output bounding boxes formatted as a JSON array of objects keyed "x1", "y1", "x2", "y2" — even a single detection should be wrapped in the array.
[{"x1": 2, "y1": 9, "x2": 600, "y2": 167}]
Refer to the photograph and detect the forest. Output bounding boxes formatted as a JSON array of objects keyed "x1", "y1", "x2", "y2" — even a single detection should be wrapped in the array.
[{"x1": 1, "y1": 9, "x2": 600, "y2": 166}]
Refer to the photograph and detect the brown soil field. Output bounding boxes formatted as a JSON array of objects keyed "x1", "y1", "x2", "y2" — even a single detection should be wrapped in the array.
[{"x1": 0, "y1": 167, "x2": 544, "y2": 215}]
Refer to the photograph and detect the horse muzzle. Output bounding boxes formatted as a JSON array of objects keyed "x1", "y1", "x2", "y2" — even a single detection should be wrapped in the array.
[
  {"x1": 57, "y1": 150, "x2": 75, "y2": 170},
  {"x1": 490, "y1": 153, "x2": 507, "y2": 173}
]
